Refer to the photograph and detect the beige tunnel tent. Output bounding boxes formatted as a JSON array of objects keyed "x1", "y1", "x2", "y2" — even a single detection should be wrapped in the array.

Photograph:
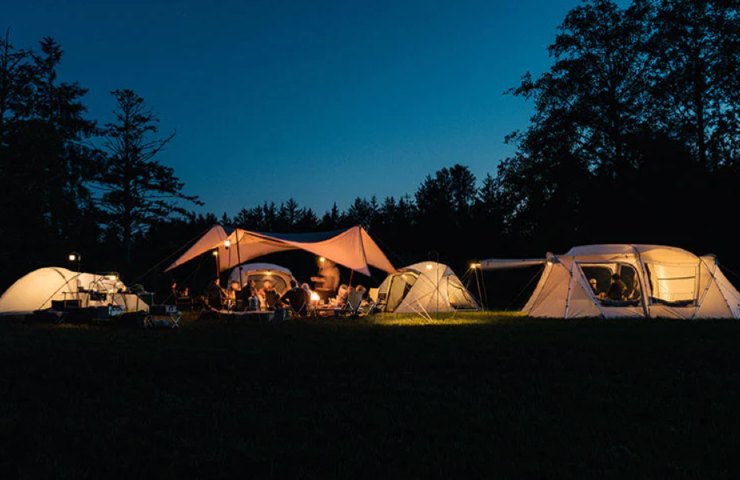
[
  {"x1": 0, "y1": 267, "x2": 149, "y2": 316},
  {"x1": 377, "y1": 261, "x2": 479, "y2": 314},
  {"x1": 481, "y1": 244, "x2": 740, "y2": 319},
  {"x1": 166, "y1": 225, "x2": 395, "y2": 277}
]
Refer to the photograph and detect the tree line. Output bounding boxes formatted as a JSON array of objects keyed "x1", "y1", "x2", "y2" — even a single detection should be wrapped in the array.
[{"x1": 1, "y1": 0, "x2": 738, "y2": 299}]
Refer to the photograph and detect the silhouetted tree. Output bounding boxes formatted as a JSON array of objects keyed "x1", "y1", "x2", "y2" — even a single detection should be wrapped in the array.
[
  {"x1": 652, "y1": 0, "x2": 739, "y2": 168},
  {"x1": 0, "y1": 36, "x2": 99, "y2": 286},
  {"x1": 96, "y1": 89, "x2": 201, "y2": 267}
]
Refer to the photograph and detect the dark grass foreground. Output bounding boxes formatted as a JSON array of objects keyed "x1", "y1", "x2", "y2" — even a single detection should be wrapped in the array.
[{"x1": 0, "y1": 314, "x2": 738, "y2": 479}]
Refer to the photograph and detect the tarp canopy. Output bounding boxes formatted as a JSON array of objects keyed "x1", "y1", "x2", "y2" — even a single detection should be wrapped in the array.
[{"x1": 166, "y1": 225, "x2": 395, "y2": 276}]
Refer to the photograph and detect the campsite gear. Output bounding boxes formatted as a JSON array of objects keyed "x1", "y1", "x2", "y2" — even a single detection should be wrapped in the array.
[
  {"x1": 148, "y1": 304, "x2": 181, "y2": 328},
  {"x1": 0, "y1": 267, "x2": 149, "y2": 317},
  {"x1": 480, "y1": 244, "x2": 740, "y2": 319},
  {"x1": 376, "y1": 261, "x2": 479, "y2": 314}
]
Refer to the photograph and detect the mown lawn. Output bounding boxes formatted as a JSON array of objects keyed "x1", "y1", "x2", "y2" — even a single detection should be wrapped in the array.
[{"x1": 0, "y1": 313, "x2": 738, "y2": 479}]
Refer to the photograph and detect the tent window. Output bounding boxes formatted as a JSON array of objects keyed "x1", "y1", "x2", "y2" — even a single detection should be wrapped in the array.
[
  {"x1": 581, "y1": 265, "x2": 612, "y2": 296},
  {"x1": 581, "y1": 263, "x2": 641, "y2": 307},
  {"x1": 645, "y1": 263, "x2": 697, "y2": 306}
]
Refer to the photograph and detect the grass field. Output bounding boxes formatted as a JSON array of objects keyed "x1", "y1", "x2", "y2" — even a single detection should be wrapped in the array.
[{"x1": 0, "y1": 313, "x2": 738, "y2": 479}]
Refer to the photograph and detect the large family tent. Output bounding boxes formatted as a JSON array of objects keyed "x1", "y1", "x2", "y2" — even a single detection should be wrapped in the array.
[
  {"x1": 227, "y1": 263, "x2": 297, "y2": 295},
  {"x1": 0, "y1": 267, "x2": 149, "y2": 316},
  {"x1": 377, "y1": 261, "x2": 479, "y2": 314},
  {"x1": 480, "y1": 244, "x2": 740, "y2": 319},
  {"x1": 166, "y1": 224, "x2": 395, "y2": 276}
]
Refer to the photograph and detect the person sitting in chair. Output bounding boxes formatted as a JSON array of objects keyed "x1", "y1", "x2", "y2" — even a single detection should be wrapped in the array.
[
  {"x1": 226, "y1": 281, "x2": 242, "y2": 310},
  {"x1": 330, "y1": 284, "x2": 350, "y2": 308},
  {"x1": 606, "y1": 273, "x2": 627, "y2": 301},
  {"x1": 280, "y1": 280, "x2": 309, "y2": 316},
  {"x1": 259, "y1": 279, "x2": 280, "y2": 311},
  {"x1": 205, "y1": 278, "x2": 225, "y2": 310}
]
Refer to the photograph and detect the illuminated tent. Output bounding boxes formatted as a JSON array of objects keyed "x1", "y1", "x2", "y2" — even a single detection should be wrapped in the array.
[
  {"x1": 481, "y1": 245, "x2": 740, "y2": 319},
  {"x1": 0, "y1": 267, "x2": 149, "y2": 316},
  {"x1": 227, "y1": 263, "x2": 297, "y2": 295},
  {"x1": 165, "y1": 225, "x2": 395, "y2": 276},
  {"x1": 376, "y1": 261, "x2": 479, "y2": 314}
]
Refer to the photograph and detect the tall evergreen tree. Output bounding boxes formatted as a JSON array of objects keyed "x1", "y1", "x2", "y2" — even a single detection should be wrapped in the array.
[{"x1": 96, "y1": 89, "x2": 201, "y2": 266}]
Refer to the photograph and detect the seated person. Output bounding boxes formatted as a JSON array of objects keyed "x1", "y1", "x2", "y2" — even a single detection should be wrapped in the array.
[
  {"x1": 588, "y1": 278, "x2": 606, "y2": 299},
  {"x1": 204, "y1": 278, "x2": 225, "y2": 310},
  {"x1": 606, "y1": 273, "x2": 627, "y2": 301},
  {"x1": 226, "y1": 280, "x2": 241, "y2": 310},
  {"x1": 239, "y1": 279, "x2": 257, "y2": 310},
  {"x1": 627, "y1": 280, "x2": 641, "y2": 300},
  {"x1": 329, "y1": 284, "x2": 350, "y2": 308},
  {"x1": 279, "y1": 280, "x2": 309, "y2": 315},
  {"x1": 259, "y1": 279, "x2": 280, "y2": 311}
]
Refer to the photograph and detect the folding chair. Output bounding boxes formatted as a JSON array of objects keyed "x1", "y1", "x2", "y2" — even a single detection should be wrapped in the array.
[
  {"x1": 148, "y1": 304, "x2": 181, "y2": 328},
  {"x1": 341, "y1": 290, "x2": 365, "y2": 317}
]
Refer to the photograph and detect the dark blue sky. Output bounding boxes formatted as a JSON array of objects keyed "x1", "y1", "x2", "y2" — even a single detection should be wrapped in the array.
[{"x1": 5, "y1": 0, "x2": 628, "y2": 216}]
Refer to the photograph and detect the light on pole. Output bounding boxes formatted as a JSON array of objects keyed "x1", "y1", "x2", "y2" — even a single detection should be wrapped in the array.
[{"x1": 68, "y1": 251, "x2": 82, "y2": 274}]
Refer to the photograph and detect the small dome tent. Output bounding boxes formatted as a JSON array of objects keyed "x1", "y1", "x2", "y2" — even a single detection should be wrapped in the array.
[
  {"x1": 227, "y1": 263, "x2": 297, "y2": 295},
  {"x1": 0, "y1": 267, "x2": 149, "y2": 316},
  {"x1": 480, "y1": 244, "x2": 740, "y2": 319},
  {"x1": 377, "y1": 261, "x2": 479, "y2": 314}
]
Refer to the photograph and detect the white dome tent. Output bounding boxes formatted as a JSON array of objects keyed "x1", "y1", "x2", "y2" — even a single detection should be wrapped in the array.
[
  {"x1": 0, "y1": 267, "x2": 149, "y2": 317},
  {"x1": 377, "y1": 261, "x2": 479, "y2": 318},
  {"x1": 480, "y1": 244, "x2": 740, "y2": 319}
]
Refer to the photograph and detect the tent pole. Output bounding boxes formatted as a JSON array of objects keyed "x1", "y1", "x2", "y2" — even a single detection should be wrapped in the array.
[
  {"x1": 235, "y1": 227, "x2": 243, "y2": 288},
  {"x1": 348, "y1": 269, "x2": 354, "y2": 288},
  {"x1": 214, "y1": 250, "x2": 220, "y2": 280},
  {"x1": 473, "y1": 266, "x2": 484, "y2": 310}
]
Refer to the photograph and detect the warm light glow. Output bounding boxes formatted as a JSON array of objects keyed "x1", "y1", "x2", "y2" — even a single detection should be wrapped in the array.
[
  {"x1": 319, "y1": 256, "x2": 326, "y2": 263},
  {"x1": 426, "y1": 263, "x2": 434, "y2": 270},
  {"x1": 470, "y1": 262, "x2": 481, "y2": 269},
  {"x1": 266, "y1": 271, "x2": 272, "y2": 276},
  {"x1": 212, "y1": 250, "x2": 218, "y2": 256},
  {"x1": 310, "y1": 292, "x2": 320, "y2": 303},
  {"x1": 68, "y1": 254, "x2": 77, "y2": 262},
  {"x1": 105, "y1": 274, "x2": 118, "y2": 281},
  {"x1": 224, "y1": 239, "x2": 231, "y2": 249}
]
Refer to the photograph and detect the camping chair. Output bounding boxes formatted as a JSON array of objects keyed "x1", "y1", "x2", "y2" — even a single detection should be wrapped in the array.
[
  {"x1": 362, "y1": 287, "x2": 380, "y2": 314},
  {"x1": 285, "y1": 296, "x2": 309, "y2": 319},
  {"x1": 340, "y1": 290, "x2": 365, "y2": 317}
]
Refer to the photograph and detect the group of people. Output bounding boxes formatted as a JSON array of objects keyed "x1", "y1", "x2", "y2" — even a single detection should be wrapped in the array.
[
  {"x1": 589, "y1": 273, "x2": 641, "y2": 301},
  {"x1": 204, "y1": 277, "x2": 315, "y2": 314},
  {"x1": 326, "y1": 283, "x2": 367, "y2": 309},
  {"x1": 195, "y1": 257, "x2": 372, "y2": 316}
]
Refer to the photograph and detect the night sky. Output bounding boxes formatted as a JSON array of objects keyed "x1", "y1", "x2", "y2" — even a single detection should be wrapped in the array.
[{"x1": 5, "y1": 0, "x2": 629, "y2": 216}]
